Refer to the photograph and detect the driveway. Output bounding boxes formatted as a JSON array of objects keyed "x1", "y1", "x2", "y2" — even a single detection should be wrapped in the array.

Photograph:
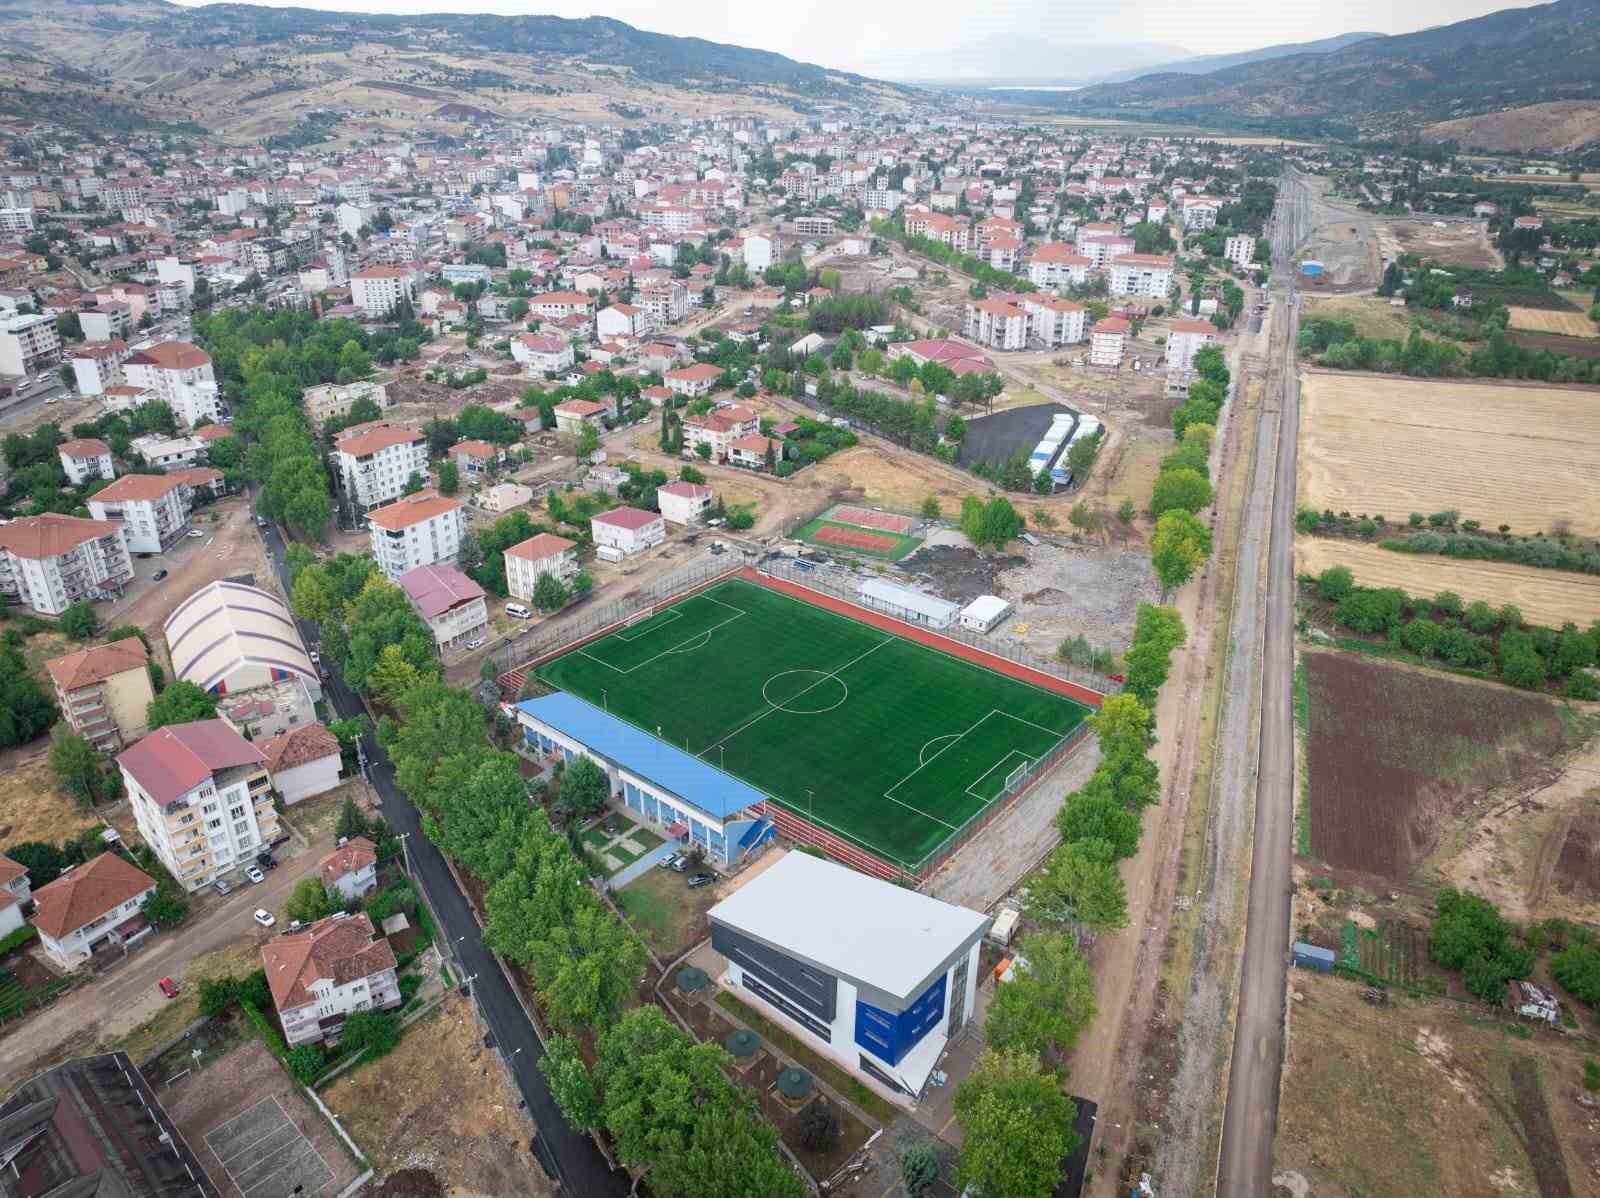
[{"x1": 0, "y1": 845, "x2": 320, "y2": 1087}]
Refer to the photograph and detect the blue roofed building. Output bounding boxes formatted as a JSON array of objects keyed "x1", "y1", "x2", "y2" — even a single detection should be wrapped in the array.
[{"x1": 511, "y1": 692, "x2": 775, "y2": 867}]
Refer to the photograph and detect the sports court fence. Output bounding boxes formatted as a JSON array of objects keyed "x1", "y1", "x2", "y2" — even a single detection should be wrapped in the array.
[{"x1": 756, "y1": 557, "x2": 1116, "y2": 700}]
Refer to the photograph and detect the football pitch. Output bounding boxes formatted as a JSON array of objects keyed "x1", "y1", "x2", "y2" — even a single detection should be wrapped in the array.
[{"x1": 534, "y1": 578, "x2": 1091, "y2": 869}]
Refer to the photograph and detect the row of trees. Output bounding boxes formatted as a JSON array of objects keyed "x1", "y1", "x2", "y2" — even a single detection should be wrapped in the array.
[
  {"x1": 1150, "y1": 344, "x2": 1228, "y2": 593},
  {"x1": 1302, "y1": 317, "x2": 1600, "y2": 384},
  {"x1": 286, "y1": 550, "x2": 439, "y2": 701}
]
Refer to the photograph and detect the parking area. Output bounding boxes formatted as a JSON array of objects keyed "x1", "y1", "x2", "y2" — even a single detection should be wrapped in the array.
[{"x1": 206, "y1": 1097, "x2": 335, "y2": 1198}]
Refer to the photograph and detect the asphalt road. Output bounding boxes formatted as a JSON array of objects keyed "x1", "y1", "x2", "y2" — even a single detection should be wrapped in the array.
[
  {"x1": 1214, "y1": 174, "x2": 1304, "y2": 1196},
  {"x1": 257, "y1": 516, "x2": 625, "y2": 1198}
]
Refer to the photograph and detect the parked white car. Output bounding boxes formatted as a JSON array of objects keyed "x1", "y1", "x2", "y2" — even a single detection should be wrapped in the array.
[{"x1": 252, "y1": 909, "x2": 276, "y2": 928}]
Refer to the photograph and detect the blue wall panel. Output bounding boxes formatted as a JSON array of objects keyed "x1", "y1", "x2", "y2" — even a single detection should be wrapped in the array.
[{"x1": 854, "y1": 973, "x2": 947, "y2": 1065}]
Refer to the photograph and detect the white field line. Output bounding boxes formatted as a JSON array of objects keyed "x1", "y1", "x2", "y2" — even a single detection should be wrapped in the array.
[
  {"x1": 964, "y1": 749, "x2": 1034, "y2": 802},
  {"x1": 883, "y1": 710, "x2": 1063, "y2": 825},
  {"x1": 613, "y1": 605, "x2": 683, "y2": 641},
  {"x1": 577, "y1": 596, "x2": 749, "y2": 676}
]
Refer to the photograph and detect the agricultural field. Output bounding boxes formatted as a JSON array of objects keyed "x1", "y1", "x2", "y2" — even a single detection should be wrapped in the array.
[
  {"x1": 1507, "y1": 305, "x2": 1600, "y2": 338},
  {"x1": 1294, "y1": 538, "x2": 1600, "y2": 630},
  {"x1": 1297, "y1": 649, "x2": 1581, "y2": 878},
  {"x1": 1274, "y1": 974, "x2": 1596, "y2": 1198},
  {"x1": 1297, "y1": 372, "x2": 1600, "y2": 538},
  {"x1": 1303, "y1": 294, "x2": 1417, "y2": 341}
]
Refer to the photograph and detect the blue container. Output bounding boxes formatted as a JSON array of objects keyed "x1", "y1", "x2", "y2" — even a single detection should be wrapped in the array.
[{"x1": 1292, "y1": 941, "x2": 1335, "y2": 972}]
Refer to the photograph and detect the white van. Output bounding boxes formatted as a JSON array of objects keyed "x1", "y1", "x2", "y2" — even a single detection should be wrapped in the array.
[{"x1": 505, "y1": 602, "x2": 532, "y2": 619}]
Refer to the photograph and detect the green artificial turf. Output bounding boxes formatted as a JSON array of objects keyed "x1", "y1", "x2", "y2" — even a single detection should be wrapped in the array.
[{"x1": 534, "y1": 579, "x2": 1087, "y2": 869}]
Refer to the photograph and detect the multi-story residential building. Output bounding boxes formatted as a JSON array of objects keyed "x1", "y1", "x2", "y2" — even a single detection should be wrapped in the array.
[
  {"x1": 122, "y1": 341, "x2": 222, "y2": 428},
  {"x1": 791, "y1": 214, "x2": 837, "y2": 238},
  {"x1": 259, "y1": 723, "x2": 342, "y2": 805},
  {"x1": 262, "y1": 912, "x2": 401, "y2": 1048},
  {"x1": 1027, "y1": 243, "x2": 1094, "y2": 290},
  {"x1": 964, "y1": 299, "x2": 1028, "y2": 351},
  {"x1": 511, "y1": 332, "x2": 575, "y2": 374},
  {"x1": 530, "y1": 290, "x2": 595, "y2": 321},
  {"x1": 57, "y1": 438, "x2": 115, "y2": 485},
  {"x1": 743, "y1": 233, "x2": 774, "y2": 272},
  {"x1": 0, "y1": 855, "x2": 30, "y2": 939},
  {"x1": 332, "y1": 421, "x2": 429, "y2": 512},
  {"x1": 70, "y1": 341, "x2": 131, "y2": 396},
  {"x1": 505, "y1": 532, "x2": 578, "y2": 601},
  {"x1": 1224, "y1": 234, "x2": 1256, "y2": 269},
  {"x1": 552, "y1": 398, "x2": 609, "y2": 439},
  {"x1": 397, "y1": 563, "x2": 488, "y2": 652},
  {"x1": 44, "y1": 636, "x2": 155, "y2": 752},
  {"x1": 129, "y1": 434, "x2": 208, "y2": 472},
  {"x1": 447, "y1": 439, "x2": 500, "y2": 481},
  {"x1": 680, "y1": 402, "x2": 757, "y2": 461},
  {"x1": 303, "y1": 379, "x2": 390, "y2": 425},
  {"x1": 29, "y1": 853, "x2": 158, "y2": 971},
  {"x1": 1023, "y1": 296, "x2": 1088, "y2": 347},
  {"x1": 0, "y1": 312, "x2": 61, "y2": 379},
  {"x1": 638, "y1": 282, "x2": 689, "y2": 327},
  {"x1": 1107, "y1": 253, "x2": 1175, "y2": 299},
  {"x1": 1165, "y1": 319, "x2": 1220, "y2": 393},
  {"x1": 665, "y1": 362, "x2": 723, "y2": 400},
  {"x1": 366, "y1": 491, "x2": 466, "y2": 580},
  {"x1": 656, "y1": 481, "x2": 714, "y2": 526},
  {"x1": 79, "y1": 305, "x2": 132, "y2": 343},
  {"x1": 0, "y1": 207, "x2": 34, "y2": 235},
  {"x1": 1089, "y1": 317, "x2": 1130, "y2": 367},
  {"x1": 595, "y1": 303, "x2": 652, "y2": 341},
  {"x1": 1181, "y1": 198, "x2": 1220, "y2": 230},
  {"x1": 903, "y1": 212, "x2": 968, "y2": 251},
  {"x1": 87, "y1": 473, "x2": 197, "y2": 554},
  {"x1": 0, "y1": 514, "x2": 133, "y2": 615},
  {"x1": 350, "y1": 266, "x2": 416, "y2": 317},
  {"x1": 319, "y1": 837, "x2": 379, "y2": 902},
  {"x1": 591, "y1": 507, "x2": 666, "y2": 556},
  {"x1": 336, "y1": 201, "x2": 375, "y2": 238},
  {"x1": 118, "y1": 719, "x2": 279, "y2": 893},
  {"x1": 1078, "y1": 233, "x2": 1136, "y2": 268}
]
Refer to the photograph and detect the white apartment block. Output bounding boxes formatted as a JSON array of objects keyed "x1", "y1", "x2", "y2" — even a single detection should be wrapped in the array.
[
  {"x1": 1027, "y1": 245, "x2": 1093, "y2": 291},
  {"x1": 118, "y1": 719, "x2": 281, "y2": 893},
  {"x1": 304, "y1": 379, "x2": 390, "y2": 425},
  {"x1": 71, "y1": 342, "x2": 130, "y2": 396},
  {"x1": 350, "y1": 266, "x2": 416, "y2": 317},
  {"x1": 1023, "y1": 296, "x2": 1088, "y2": 347},
  {"x1": 87, "y1": 473, "x2": 196, "y2": 554},
  {"x1": 1224, "y1": 234, "x2": 1256, "y2": 269},
  {"x1": 743, "y1": 233, "x2": 774, "y2": 273},
  {"x1": 964, "y1": 299, "x2": 1028, "y2": 350},
  {"x1": 0, "y1": 514, "x2": 134, "y2": 615},
  {"x1": 1107, "y1": 254, "x2": 1175, "y2": 299},
  {"x1": 511, "y1": 333, "x2": 575, "y2": 374},
  {"x1": 1182, "y1": 200, "x2": 1220, "y2": 230},
  {"x1": 656, "y1": 482, "x2": 714, "y2": 526},
  {"x1": 264, "y1": 913, "x2": 401, "y2": 1049},
  {"x1": 0, "y1": 207, "x2": 35, "y2": 235},
  {"x1": 336, "y1": 201, "x2": 376, "y2": 238},
  {"x1": 57, "y1": 438, "x2": 115, "y2": 486},
  {"x1": 29, "y1": 853, "x2": 157, "y2": 972},
  {"x1": 505, "y1": 533, "x2": 579, "y2": 601},
  {"x1": 123, "y1": 341, "x2": 223, "y2": 428},
  {"x1": 333, "y1": 421, "x2": 429, "y2": 512},
  {"x1": 0, "y1": 312, "x2": 61, "y2": 379},
  {"x1": 1077, "y1": 235, "x2": 1135, "y2": 269},
  {"x1": 1165, "y1": 320, "x2": 1220, "y2": 391},
  {"x1": 366, "y1": 491, "x2": 467, "y2": 580},
  {"x1": 1090, "y1": 318, "x2": 1129, "y2": 368},
  {"x1": 396, "y1": 563, "x2": 488, "y2": 652},
  {"x1": 638, "y1": 282, "x2": 689, "y2": 326}
]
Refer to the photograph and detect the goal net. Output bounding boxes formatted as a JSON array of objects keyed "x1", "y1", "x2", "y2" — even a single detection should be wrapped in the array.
[
  {"x1": 1004, "y1": 760, "x2": 1032, "y2": 793},
  {"x1": 624, "y1": 606, "x2": 656, "y2": 629}
]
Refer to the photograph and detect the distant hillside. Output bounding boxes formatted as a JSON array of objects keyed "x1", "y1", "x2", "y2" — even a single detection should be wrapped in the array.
[
  {"x1": 856, "y1": 37, "x2": 1189, "y2": 84},
  {"x1": 0, "y1": 0, "x2": 915, "y2": 139},
  {"x1": 1058, "y1": 0, "x2": 1600, "y2": 143},
  {"x1": 1091, "y1": 31, "x2": 1383, "y2": 83}
]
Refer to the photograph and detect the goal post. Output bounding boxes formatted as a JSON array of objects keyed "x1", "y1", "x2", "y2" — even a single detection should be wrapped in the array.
[
  {"x1": 1004, "y1": 759, "x2": 1031, "y2": 794},
  {"x1": 623, "y1": 605, "x2": 656, "y2": 629}
]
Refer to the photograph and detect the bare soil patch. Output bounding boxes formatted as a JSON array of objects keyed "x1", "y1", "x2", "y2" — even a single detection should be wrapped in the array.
[
  {"x1": 1379, "y1": 218, "x2": 1503, "y2": 270},
  {"x1": 0, "y1": 750, "x2": 99, "y2": 849},
  {"x1": 1510, "y1": 331, "x2": 1600, "y2": 360},
  {"x1": 1301, "y1": 649, "x2": 1577, "y2": 878},
  {"x1": 1297, "y1": 372, "x2": 1600, "y2": 538}
]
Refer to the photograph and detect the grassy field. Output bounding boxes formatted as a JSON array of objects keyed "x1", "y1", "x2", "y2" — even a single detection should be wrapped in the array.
[
  {"x1": 1305, "y1": 294, "x2": 1418, "y2": 341},
  {"x1": 614, "y1": 866, "x2": 721, "y2": 961},
  {"x1": 1295, "y1": 538, "x2": 1600, "y2": 629},
  {"x1": 793, "y1": 517, "x2": 923, "y2": 560},
  {"x1": 1298, "y1": 373, "x2": 1600, "y2": 538},
  {"x1": 535, "y1": 579, "x2": 1088, "y2": 869},
  {"x1": 1507, "y1": 305, "x2": 1600, "y2": 338}
]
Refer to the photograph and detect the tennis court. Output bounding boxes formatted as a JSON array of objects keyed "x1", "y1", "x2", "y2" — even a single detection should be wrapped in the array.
[{"x1": 535, "y1": 578, "x2": 1089, "y2": 869}]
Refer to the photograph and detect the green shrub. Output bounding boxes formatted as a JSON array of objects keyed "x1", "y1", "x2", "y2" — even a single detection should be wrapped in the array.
[
  {"x1": 286, "y1": 1044, "x2": 326, "y2": 1085},
  {"x1": 1317, "y1": 566, "x2": 1355, "y2": 602},
  {"x1": 339, "y1": 1009, "x2": 401, "y2": 1060}
]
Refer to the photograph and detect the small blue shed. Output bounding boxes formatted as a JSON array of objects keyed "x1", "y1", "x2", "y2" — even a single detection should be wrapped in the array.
[{"x1": 1292, "y1": 941, "x2": 1336, "y2": 972}]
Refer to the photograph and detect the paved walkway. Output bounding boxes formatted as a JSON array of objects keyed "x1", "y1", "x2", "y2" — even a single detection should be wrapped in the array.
[{"x1": 607, "y1": 839, "x2": 679, "y2": 891}]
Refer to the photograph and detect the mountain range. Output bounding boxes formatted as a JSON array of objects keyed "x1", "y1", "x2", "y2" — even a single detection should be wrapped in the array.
[{"x1": 854, "y1": 38, "x2": 1190, "y2": 84}]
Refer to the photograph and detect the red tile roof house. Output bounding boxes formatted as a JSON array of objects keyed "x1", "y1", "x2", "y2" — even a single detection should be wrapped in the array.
[
  {"x1": 664, "y1": 361, "x2": 723, "y2": 399},
  {"x1": 319, "y1": 836, "x2": 379, "y2": 903},
  {"x1": 447, "y1": 438, "x2": 501, "y2": 479},
  {"x1": 261, "y1": 911, "x2": 401, "y2": 1048},
  {"x1": 30, "y1": 852, "x2": 158, "y2": 972},
  {"x1": 259, "y1": 722, "x2": 342, "y2": 805},
  {"x1": 0, "y1": 855, "x2": 30, "y2": 940},
  {"x1": 396, "y1": 562, "x2": 488, "y2": 653},
  {"x1": 591, "y1": 506, "x2": 667, "y2": 557},
  {"x1": 655, "y1": 481, "x2": 715, "y2": 526}
]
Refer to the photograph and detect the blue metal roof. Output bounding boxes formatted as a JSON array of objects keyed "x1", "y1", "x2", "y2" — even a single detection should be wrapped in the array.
[{"x1": 514, "y1": 692, "x2": 767, "y2": 821}]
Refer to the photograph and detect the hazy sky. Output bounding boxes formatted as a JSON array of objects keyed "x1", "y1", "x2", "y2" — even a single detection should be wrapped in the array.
[{"x1": 171, "y1": 0, "x2": 1548, "y2": 67}]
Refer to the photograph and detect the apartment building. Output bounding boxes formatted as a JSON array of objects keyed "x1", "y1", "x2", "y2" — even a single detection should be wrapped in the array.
[
  {"x1": 665, "y1": 362, "x2": 723, "y2": 400},
  {"x1": 57, "y1": 438, "x2": 114, "y2": 485},
  {"x1": 1224, "y1": 234, "x2": 1256, "y2": 269},
  {"x1": 530, "y1": 290, "x2": 595, "y2": 321},
  {"x1": 0, "y1": 856, "x2": 29, "y2": 940},
  {"x1": 44, "y1": 636, "x2": 155, "y2": 752},
  {"x1": 1023, "y1": 296, "x2": 1088, "y2": 347},
  {"x1": 637, "y1": 282, "x2": 689, "y2": 327},
  {"x1": 591, "y1": 507, "x2": 666, "y2": 556},
  {"x1": 0, "y1": 312, "x2": 61, "y2": 379},
  {"x1": 903, "y1": 212, "x2": 969, "y2": 252},
  {"x1": 262, "y1": 912, "x2": 401, "y2": 1049},
  {"x1": 1089, "y1": 317, "x2": 1130, "y2": 367},
  {"x1": 123, "y1": 341, "x2": 223, "y2": 429},
  {"x1": 118, "y1": 719, "x2": 279, "y2": 893},
  {"x1": 87, "y1": 473, "x2": 196, "y2": 554},
  {"x1": 511, "y1": 332, "x2": 575, "y2": 374},
  {"x1": 332, "y1": 421, "x2": 429, "y2": 512},
  {"x1": 595, "y1": 303, "x2": 654, "y2": 341},
  {"x1": 366, "y1": 490, "x2": 466, "y2": 580},
  {"x1": 505, "y1": 532, "x2": 578, "y2": 601},
  {"x1": 680, "y1": 402, "x2": 757, "y2": 461},
  {"x1": 1165, "y1": 319, "x2": 1220, "y2": 392},
  {"x1": 70, "y1": 341, "x2": 130, "y2": 396},
  {"x1": 303, "y1": 379, "x2": 390, "y2": 425},
  {"x1": 79, "y1": 305, "x2": 132, "y2": 343},
  {"x1": 397, "y1": 563, "x2": 488, "y2": 652},
  {"x1": 29, "y1": 853, "x2": 158, "y2": 972},
  {"x1": 350, "y1": 266, "x2": 416, "y2": 317},
  {"x1": 1078, "y1": 234, "x2": 1135, "y2": 269},
  {"x1": 964, "y1": 298, "x2": 1028, "y2": 351},
  {"x1": 1027, "y1": 243, "x2": 1094, "y2": 290},
  {"x1": 0, "y1": 514, "x2": 133, "y2": 615},
  {"x1": 656, "y1": 481, "x2": 715, "y2": 526},
  {"x1": 1107, "y1": 253, "x2": 1175, "y2": 299},
  {"x1": 0, "y1": 206, "x2": 34, "y2": 235},
  {"x1": 1181, "y1": 198, "x2": 1220, "y2": 230}
]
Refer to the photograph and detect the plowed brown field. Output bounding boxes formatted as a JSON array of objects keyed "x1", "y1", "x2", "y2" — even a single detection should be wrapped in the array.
[{"x1": 1298, "y1": 373, "x2": 1600, "y2": 537}]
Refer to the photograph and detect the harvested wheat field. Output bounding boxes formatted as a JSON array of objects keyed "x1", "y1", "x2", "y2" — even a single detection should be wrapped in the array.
[
  {"x1": 1295, "y1": 539, "x2": 1600, "y2": 629},
  {"x1": 1298, "y1": 373, "x2": 1600, "y2": 537},
  {"x1": 1507, "y1": 306, "x2": 1600, "y2": 338}
]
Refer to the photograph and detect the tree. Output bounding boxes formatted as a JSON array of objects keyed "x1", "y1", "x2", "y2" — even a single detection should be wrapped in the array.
[
  {"x1": 920, "y1": 495, "x2": 941, "y2": 519},
  {"x1": 1056, "y1": 793, "x2": 1141, "y2": 860},
  {"x1": 1150, "y1": 509, "x2": 1212, "y2": 594},
  {"x1": 954, "y1": 1048, "x2": 1077, "y2": 1198},
  {"x1": 1149, "y1": 467, "x2": 1213, "y2": 518},
  {"x1": 339, "y1": 1009, "x2": 401, "y2": 1059},
  {"x1": 6, "y1": 841, "x2": 68, "y2": 887},
  {"x1": 959, "y1": 495, "x2": 1024, "y2": 550},
  {"x1": 59, "y1": 601, "x2": 98, "y2": 640},
  {"x1": 540, "y1": 1034, "x2": 601, "y2": 1129},
  {"x1": 1552, "y1": 942, "x2": 1600, "y2": 1008},
  {"x1": 900, "y1": 1144, "x2": 941, "y2": 1197},
  {"x1": 555, "y1": 754, "x2": 609, "y2": 820},
  {"x1": 402, "y1": 471, "x2": 426, "y2": 496},
  {"x1": 366, "y1": 643, "x2": 423, "y2": 708},
  {"x1": 437, "y1": 458, "x2": 460, "y2": 496},
  {"x1": 287, "y1": 1044, "x2": 326, "y2": 1085},
  {"x1": 1023, "y1": 841, "x2": 1129, "y2": 933},
  {"x1": 1317, "y1": 566, "x2": 1355, "y2": 602},
  {"x1": 141, "y1": 879, "x2": 189, "y2": 929},
  {"x1": 49, "y1": 726, "x2": 116, "y2": 806},
  {"x1": 286, "y1": 876, "x2": 335, "y2": 925},
  {"x1": 146, "y1": 680, "x2": 219, "y2": 730},
  {"x1": 797, "y1": 1102, "x2": 841, "y2": 1150},
  {"x1": 0, "y1": 643, "x2": 57, "y2": 748},
  {"x1": 985, "y1": 931, "x2": 1098, "y2": 1059},
  {"x1": 532, "y1": 571, "x2": 568, "y2": 613},
  {"x1": 574, "y1": 422, "x2": 599, "y2": 460}
]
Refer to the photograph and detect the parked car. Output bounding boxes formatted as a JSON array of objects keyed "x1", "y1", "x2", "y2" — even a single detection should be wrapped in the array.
[
  {"x1": 152, "y1": 569, "x2": 168, "y2": 581},
  {"x1": 256, "y1": 851, "x2": 276, "y2": 870},
  {"x1": 213, "y1": 878, "x2": 232, "y2": 896},
  {"x1": 186, "y1": 528, "x2": 204, "y2": 538},
  {"x1": 505, "y1": 602, "x2": 532, "y2": 619},
  {"x1": 687, "y1": 872, "x2": 716, "y2": 888},
  {"x1": 252, "y1": 909, "x2": 275, "y2": 928},
  {"x1": 659, "y1": 851, "x2": 682, "y2": 871},
  {"x1": 464, "y1": 636, "x2": 485, "y2": 650},
  {"x1": 245, "y1": 866, "x2": 265, "y2": 884},
  {"x1": 670, "y1": 856, "x2": 691, "y2": 873},
  {"x1": 158, "y1": 977, "x2": 180, "y2": 999}
]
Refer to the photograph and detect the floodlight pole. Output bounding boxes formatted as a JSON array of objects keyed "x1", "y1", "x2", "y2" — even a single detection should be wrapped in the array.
[
  {"x1": 806, "y1": 788, "x2": 814, "y2": 822},
  {"x1": 602, "y1": 688, "x2": 608, "y2": 713}
]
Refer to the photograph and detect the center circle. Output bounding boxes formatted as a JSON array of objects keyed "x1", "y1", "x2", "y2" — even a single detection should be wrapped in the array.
[{"x1": 762, "y1": 669, "x2": 849, "y2": 715}]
